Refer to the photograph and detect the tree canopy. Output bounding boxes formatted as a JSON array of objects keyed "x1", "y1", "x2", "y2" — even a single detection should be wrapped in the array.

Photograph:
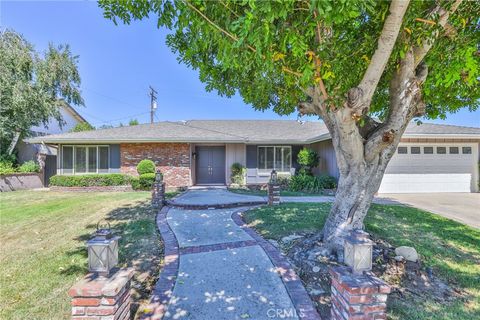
[
  {"x1": 70, "y1": 122, "x2": 95, "y2": 132},
  {"x1": 0, "y1": 29, "x2": 84, "y2": 156},
  {"x1": 100, "y1": 0, "x2": 479, "y2": 119}
]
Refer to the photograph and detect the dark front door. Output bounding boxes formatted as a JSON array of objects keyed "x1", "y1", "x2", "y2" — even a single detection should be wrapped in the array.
[
  {"x1": 44, "y1": 155, "x2": 57, "y2": 186},
  {"x1": 196, "y1": 146, "x2": 226, "y2": 184}
]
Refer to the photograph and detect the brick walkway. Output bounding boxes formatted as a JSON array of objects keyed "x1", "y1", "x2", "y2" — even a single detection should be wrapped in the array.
[{"x1": 142, "y1": 190, "x2": 321, "y2": 320}]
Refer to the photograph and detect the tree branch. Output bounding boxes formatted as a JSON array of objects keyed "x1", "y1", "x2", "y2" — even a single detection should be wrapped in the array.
[
  {"x1": 356, "y1": 0, "x2": 410, "y2": 110},
  {"x1": 413, "y1": 0, "x2": 463, "y2": 67},
  {"x1": 364, "y1": 50, "x2": 424, "y2": 162}
]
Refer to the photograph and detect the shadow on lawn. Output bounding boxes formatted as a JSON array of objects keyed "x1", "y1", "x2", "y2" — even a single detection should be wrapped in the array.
[{"x1": 63, "y1": 199, "x2": 164, "y2": 317}]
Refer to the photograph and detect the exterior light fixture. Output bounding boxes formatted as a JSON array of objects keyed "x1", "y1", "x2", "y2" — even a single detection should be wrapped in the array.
[
  {"x1": 344, "y1": 230, "x2": 373, "y2": 274},
  {"x1": 270, "y1": 169, "x2": 278, "y2": 184},
  {"x1": 155, "y1": 169, "x2": 163, "y2": 183},
  {"x1": 87, "y1": 221, "x2": 120, "y2": 277}
]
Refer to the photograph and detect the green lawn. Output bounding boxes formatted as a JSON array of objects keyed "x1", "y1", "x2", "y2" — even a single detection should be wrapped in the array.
[
  {"x1": 244, "y1": 203, "x2": 480, "y2": 320},
  {"x1": 228, "y1": 187, "x2": 330, "y2": 197},
  {"x1": 0, "y1": 190, "x2": 170, "y2": 320}
]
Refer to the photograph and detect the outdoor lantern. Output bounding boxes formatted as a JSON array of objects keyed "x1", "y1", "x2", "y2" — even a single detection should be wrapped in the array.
[
  {"x1": 87, "y1": 221, "x2": 120, "y2": 277},
  {"x1": 344, "y1": 230, "x2": 373, "y2": 274},
  {"x1": 270, "y1": 169, "x2": 278, "y2": 184},
  {"x1": 155, "y1": 169, "x2": 163, "y2": 183}
]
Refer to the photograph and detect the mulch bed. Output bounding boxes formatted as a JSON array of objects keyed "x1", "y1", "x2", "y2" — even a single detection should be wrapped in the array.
[{"x1": 269, "y1": 233, "x2": 468, "y2": 319}]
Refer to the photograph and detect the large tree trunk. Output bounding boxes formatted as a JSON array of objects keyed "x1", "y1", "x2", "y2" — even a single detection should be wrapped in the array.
[
  {"x1": 316, "y1": 50, "x2": 425, "y2": 253},
  {"x1": 295, "y1": 0, "x2": 461, "y2": 254}
]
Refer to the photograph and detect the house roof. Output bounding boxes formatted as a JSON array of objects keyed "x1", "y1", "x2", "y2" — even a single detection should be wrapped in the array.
[
  {"x1": 58, "y1": 100, "x2": 89, "y2": 125},
  {"x1": 26, "y1": 120, "x2": 480, "y2": 144}
]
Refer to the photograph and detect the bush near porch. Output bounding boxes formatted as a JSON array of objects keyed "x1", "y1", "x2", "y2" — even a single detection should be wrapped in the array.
[
  {"x1": 244, "y1": 203, "x2": 480, "y2": 320},
  {"x1": 0, "y1": 190, "x2": 176, "y2": 319}
]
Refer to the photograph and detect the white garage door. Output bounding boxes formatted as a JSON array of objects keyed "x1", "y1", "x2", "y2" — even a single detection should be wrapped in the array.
[{"x1": 378, "y1": 144, "x2": 476, "y2": 193}]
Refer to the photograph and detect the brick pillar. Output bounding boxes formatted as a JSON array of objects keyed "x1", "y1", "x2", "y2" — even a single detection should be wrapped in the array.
[
  {"x1": 329, "y1": 266, "x2": 391, "y2": 320},
  {"x1": 268, "y1": 183, "x2": 280, "y2": 205},
  {"x1": 68, "y1": 268, "x2": 134, "y2": 320},
  {"x1": 151, "y1": 182, "x2": 166, "y2": 208}
]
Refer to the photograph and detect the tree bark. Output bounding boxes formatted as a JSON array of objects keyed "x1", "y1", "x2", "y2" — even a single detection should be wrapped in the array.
[{"x1": 320, "y1": 50, "x2": 425, "y2": 253}]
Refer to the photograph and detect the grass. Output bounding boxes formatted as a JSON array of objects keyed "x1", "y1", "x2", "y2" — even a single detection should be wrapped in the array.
[
  {"x1": 244, "y1": 203, "x2": 480, "y2": 320},
  {"x1": 228, "y1": 187, "x2": 330, "y2": 197},
  {"x1": 0, "y1": 190, "x2": 173, "y2": 320}
]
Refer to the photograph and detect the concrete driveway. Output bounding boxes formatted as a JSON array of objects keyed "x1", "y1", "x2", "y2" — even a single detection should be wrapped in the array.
[{"x1": 377, "y1": 193, "x2": 480, "y2": 228}]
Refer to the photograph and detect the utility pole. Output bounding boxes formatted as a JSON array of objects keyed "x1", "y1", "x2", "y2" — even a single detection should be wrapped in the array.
[{"x1": 149, "y1": 86, "x2": 158, "y2": 124}]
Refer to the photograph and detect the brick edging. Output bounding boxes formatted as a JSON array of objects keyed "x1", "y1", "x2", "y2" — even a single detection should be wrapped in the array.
[
  {"x1": 166, "y1": 200, "x2": 266, "y2": 210},
  {"x1": 141, "y1": 206, "x2": 179, "y2": 320},
  {"x1": 231, "y1": 209, "x2": 322, "y2": 320}
]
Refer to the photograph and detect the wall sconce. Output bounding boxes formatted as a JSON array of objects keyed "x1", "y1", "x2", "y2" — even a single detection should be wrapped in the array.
[
  {"x1": 344, "y1": 230, "x2": 373, "y2": 274},
  {"x1": 192, "y1": 152, "x2": 197, "y2": 160}
]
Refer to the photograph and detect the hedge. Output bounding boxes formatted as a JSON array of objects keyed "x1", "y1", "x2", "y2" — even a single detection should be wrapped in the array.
[
  {"x1": 49, "y1": 174, "x2": 131, "y2": 187},
  {"x1": 130, "y1": 173, "x2": 156, "y2": 190}
]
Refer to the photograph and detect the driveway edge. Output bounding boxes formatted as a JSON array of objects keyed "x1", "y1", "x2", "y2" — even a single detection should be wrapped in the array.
[{"x1": 231, "y1": 209, "x2": 321, "y2": 320}]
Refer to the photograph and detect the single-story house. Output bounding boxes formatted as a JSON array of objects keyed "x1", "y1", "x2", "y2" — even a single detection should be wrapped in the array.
[{"x1": 26, "y1": 120, "x2": 480, "y2": 193}]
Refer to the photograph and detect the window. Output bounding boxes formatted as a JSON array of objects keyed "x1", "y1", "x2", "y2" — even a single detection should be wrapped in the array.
[
  {"x1": 99, "y1": 147, "x2": 109, "y2": 173},
  {"x1": 424, "y1": 147, "x2": 434, "y2": 154},
  {"x1": 411, "y1": 147, "x2": 421, "y2": 154},
  {"x1": 75, "y1": 147, "x2": 87, "y2": 173},
  {"x1": 258, "y1": 146, "x2": 291, "y2": 172},
  {"x1": 437, "y1": 147, "x2": 446, "y2": 154},
  {"x1": 397, "y1": 147, "x2": 408, "y2": 154},
  {"x1": 88, "y1": 147, "x2": 97, "y2": 173},
  {"x1": 62, "y1": 146, "x2": 109, "y2": 174},
  {"x1": 449, "y1": 147, "x2": 459, "y2": 154},
  {"x1": 62, "y1": 146, "x2": 74, "y2": 173},
  {"x1": 462, "y1": 147, "x2": 472, "y2": 154}
]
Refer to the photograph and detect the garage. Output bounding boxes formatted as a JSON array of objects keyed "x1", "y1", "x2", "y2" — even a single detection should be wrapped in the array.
[{"x1": 378, "y1": 143, "x2": 478, "y2": 193}]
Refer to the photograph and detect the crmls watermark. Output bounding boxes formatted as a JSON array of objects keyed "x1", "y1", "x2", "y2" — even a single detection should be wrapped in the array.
[{"x1": 266, "y1": 308, "x2": 305, "y2": 318}]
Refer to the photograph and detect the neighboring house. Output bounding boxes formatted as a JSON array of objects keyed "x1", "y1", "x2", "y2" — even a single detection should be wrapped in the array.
[
  {"x1": 17, "y1": 101, "x2": 88, "y2": 185},
  {"x1": 27, "y1": 120, "x2": 480, "y2": 193}
]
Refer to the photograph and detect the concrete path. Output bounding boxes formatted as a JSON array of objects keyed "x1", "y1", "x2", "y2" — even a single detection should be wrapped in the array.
[
  {"x1": 377, "y1": 193, "x2": 480, "y2": 228},
  {"x1": 152, "y1": 191, "x2": 320, "y2": 320},
  {"x1": 171, "y1": 187, "x2": 266, "y2": 207},
  {"x1": 281, "y1": 195, "x2": 401, "y2": 205}
]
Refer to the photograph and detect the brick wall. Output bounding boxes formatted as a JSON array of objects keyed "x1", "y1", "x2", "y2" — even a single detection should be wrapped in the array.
[{"x1": 120, "y1": 143, "x2": 191, "y2": 188}]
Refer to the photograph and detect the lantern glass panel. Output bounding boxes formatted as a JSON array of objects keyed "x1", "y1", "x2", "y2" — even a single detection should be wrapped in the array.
[{"x1": 353, "y1": 244, "x2": 372, "y2": 272}]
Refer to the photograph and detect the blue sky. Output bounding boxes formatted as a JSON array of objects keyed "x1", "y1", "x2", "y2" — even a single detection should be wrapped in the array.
[{"x1": 2, "y1": 1, "x2": 479, "y2": 128}]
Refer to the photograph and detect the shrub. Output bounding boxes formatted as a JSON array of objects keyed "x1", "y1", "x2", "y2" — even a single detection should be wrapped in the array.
[
  {"x1": 289, "y1": 173, "x2": 337, "y2": 193},
  {"x1": 277, "y1": 175, "x2": 291, "y2": 190},
  {"x1": 230, "y1": 162, "x2": 246, "y2": 185},
  {"x1": 137, "y1": 159, "x2": 156, "y2": 175},
  {"x1": 18, "y1": 160, "x2": 40, "y2": 173},
  {"x1": 0, "y1": 161, "x2": 15, "y2": 175},
  {"x1": 131, "y1": 173, "x2": 156, "y2": 190},
  {"x1": 297, "y1": 148, "x2": 319, "y2": 175},
  {"x1": 49, "y1": 174, "x2": 131, "y2": 187},
  {"x1": 317, "y1": 174, "x2": 337, "y2": 189}
]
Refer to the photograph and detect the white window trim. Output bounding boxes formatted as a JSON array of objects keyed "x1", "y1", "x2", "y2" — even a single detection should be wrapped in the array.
[
  {"x1": 257, "y1": 146, "x2": 292, "y2": 174},
  {"x1": 61, "y1": 145, "x2": 110, "y2": 175}
]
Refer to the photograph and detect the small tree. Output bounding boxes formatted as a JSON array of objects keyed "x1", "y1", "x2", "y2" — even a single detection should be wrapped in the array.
[
  {"x1": 70, "y1": 122, "x2": 94, "y2": 132},
  {"x1": 297, "y1": 148, "x2": 319, "y2": 175},
  {"x1": 0, "y1": 29, "x2": 84, "y2": 157},
  {"x1": 129, "y1": 119, "x2": 139, "y2": 126},
  {"x1": 230, "y1": 162, "x2": 246, "y2": 185}
]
